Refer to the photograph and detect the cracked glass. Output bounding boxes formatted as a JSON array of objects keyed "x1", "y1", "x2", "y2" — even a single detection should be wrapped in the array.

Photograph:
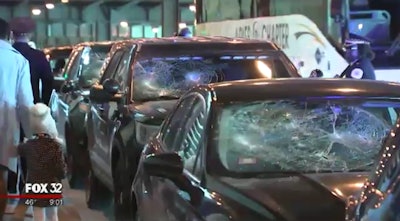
[
  {"x1": 77, "y1": 46, "x2": 111, "y2": 87},
  {"x1": 215, "y1": 98, "x2": 400, "y2": 173},
  {"x1": 132, "y1": 54, "x2": 291, "y2": 101}
]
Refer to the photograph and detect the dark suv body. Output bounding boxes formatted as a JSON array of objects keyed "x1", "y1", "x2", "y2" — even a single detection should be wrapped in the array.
[
  {"x1": 133, "y1": 78, "x2": 400, "y2": 221},
  {"x1": 85, "y1": 36, "x2": 300, "y2": 219},
  {"x1": 49, "y1": 41, "x2": 114, "y2": 188}
]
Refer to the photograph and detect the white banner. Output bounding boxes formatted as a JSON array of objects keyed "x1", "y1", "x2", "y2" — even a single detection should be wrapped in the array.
[{"x1": 196, "y1": 14, "x2": 349, "y2": 78}]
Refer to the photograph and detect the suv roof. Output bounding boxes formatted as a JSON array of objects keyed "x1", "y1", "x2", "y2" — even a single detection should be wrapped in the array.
[
  {"x1": 205, "y1": 78, "x2": 400, "y2": 103},
  {"x1": 74, "y1": 41, "x2": 115, "y2": 48},
  {"x1": 43, "y1": 45, "x2": 72, "y2": 53},
  {"x1": 43, "y1": 46, "x2": 73, "y2": 59},
  {"x1": 115, "y1": 36, "x2": 279, "y2": 49}
]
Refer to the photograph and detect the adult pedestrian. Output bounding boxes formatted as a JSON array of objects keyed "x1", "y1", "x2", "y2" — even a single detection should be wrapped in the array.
[
  {"x1": 10, "y1": 17, "x2": 54, "y2": 105},
  {"x1": 10, "y1": 18, "x2": 54, "y2": 198},
  {"x1": 0, "y1": 18, "x2": 34, "y2": 220},
  {"x1": 175, "y1": 27, "x2": 192, "y2": 37},
  {"x1": 309, "y1": 69, "x2": 324, "y2": 78},
  {"x1": 341, "y1": 39, "x2": 376, "y2": 80}
]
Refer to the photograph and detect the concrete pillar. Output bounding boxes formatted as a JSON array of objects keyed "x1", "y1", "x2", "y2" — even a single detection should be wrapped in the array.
[
  {"x1": 0, "y1": 6, "x2": 12, "y2": 21},
  {"x1": 162, "y1": 0, "x2": 179, "y2": 37},
  {"x1": 13, "y1": 1, "x2": 30, "y2": 17},
  {"x1": 82, "y1": 1, "x2": 108, "y2": 40}
]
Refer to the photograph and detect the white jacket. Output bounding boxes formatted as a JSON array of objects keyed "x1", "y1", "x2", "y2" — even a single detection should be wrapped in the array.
[{"x1": 0, "y1": 39, "x2": 34, "y2": 172}]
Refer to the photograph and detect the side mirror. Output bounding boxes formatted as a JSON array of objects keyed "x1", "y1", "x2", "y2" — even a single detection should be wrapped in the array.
[
  {"x1": 60, "y1": 80, "x2": 76, "y2": 93},
  {"x1": 143, "y1": 152, "x2": 203, "y2": 206},
  {"x1": 103, "y1": 78, "x2": 120, "y2": 95},
  {"x1": 89, "y1": 78, "x2": 123, "y2": 103},
  {"x1": 143, "y1": 153, "x2": 183, "y2": 178}
]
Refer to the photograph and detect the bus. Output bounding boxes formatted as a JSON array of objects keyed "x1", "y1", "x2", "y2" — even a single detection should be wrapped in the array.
[{"x1": 194, "y1": 0, "x2": 400, "y2": 81}]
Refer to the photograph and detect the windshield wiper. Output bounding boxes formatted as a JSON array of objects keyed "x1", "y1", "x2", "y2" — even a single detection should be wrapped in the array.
[
  {"x1": 250, "y1": 170, "x2": 332, "y2": 179},
  {"x1": 347, "y1": 162, "x2": 374, "y2": 172},
  {"x1": 248, "y1": 171, "x2": 341, "y2": 198}
]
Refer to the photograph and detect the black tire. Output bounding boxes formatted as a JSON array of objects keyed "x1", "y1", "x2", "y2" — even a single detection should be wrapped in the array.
[
  {"x1": 65, "y1": 124, "x2": 77, "y2": 188},
  {"x1": 135, "y1": 213, "x2": 141, "y2": 221},
  {"x1": 65, "y1": 125, "x2": 88, "y2": 189},
  {"x1": 131, "y1": 191, "x2": 139, "y2": 220},
  {"x1": 113, "y1": 157, "x2": 134, "y2": 221},
  {"x1": 85, "y1": 169, "x2": 112, "y2": 210}
]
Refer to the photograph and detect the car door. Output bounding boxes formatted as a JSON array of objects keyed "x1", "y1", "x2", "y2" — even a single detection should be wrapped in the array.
[
  {"x1": 51, "y1": 48, "x2": 82, "y2": 142},
  {"x1": 62, "y1": 47, "x2": 92, "y2": 120},
  {"x1": 88, "y1": 50, "x2": 124, "y2": 180},
  {"x1": 89, "y1": 48, "x2": 129, "y2": 182},
  {"x1": 166, "y1": 93, "x2": 208, "y2": 221},
  {"x1": 140, "y1": 93, "x2": 208, "y2": 221},
  {"x1": 68, "y1": 46, "x2": 109, "y2": 131},
  {"x1": 100, "y1": 48, "x2": 133, "y2": 173}
]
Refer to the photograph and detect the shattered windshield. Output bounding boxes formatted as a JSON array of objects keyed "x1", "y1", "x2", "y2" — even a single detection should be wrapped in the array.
[
  {"x1": 132, "y1": 54, "x2": 292, "y2": 101},
  {"x1": 216, "y1": 98, "x2": 399, "y2": 174}
]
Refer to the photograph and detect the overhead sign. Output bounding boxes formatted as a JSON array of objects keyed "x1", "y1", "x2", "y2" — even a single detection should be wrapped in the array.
[
  {"x1": 196, "y1": 15, "x2": 349, "y2": 78},
  {"x1": 235, "y1": 22, "x2": 290, "y2": 49}
]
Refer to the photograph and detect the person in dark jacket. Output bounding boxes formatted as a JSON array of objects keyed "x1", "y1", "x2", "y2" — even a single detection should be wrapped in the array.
[
  {"x1": 10, "y1": 17, "x2": 54, "y2": 105},
  {"x1": 342, "y1": 40, "x2": 376, "y2": 80},
  {"x1": 309, "y1": 69, "x2": 324, "y2": 78},
  {"x1": 9, "y1": 17, "x2": 54, "y2": 208},
  {"x1": 175, "y1": 27, "x2": 192, "y2": 37}
]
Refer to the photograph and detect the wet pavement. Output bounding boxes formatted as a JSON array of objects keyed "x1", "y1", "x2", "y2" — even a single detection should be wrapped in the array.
[{"x1": 3, "y1": 180, "x2": 112, "y2": 221}]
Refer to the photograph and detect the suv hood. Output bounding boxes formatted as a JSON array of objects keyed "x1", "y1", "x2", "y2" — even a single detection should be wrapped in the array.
[
  {"x1": 133, "y1": 100, "x2": 179, "y2": 145},
  {"x1": 133, "y1": 100, "x2": 178, "y2": 124},
  {"x1": 218, "y1": 172, "x2": 367, "y2": 221}
]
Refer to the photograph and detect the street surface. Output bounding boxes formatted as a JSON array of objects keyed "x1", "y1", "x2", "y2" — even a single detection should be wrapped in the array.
[{"x1": 3, "y1": 180, "x2": 111, "y2": 221}]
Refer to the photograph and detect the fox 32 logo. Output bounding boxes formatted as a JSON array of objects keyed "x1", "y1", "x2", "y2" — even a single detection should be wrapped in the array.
[{"x1": 25, "y1": 183, "x2": 63, "y2": 194}]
